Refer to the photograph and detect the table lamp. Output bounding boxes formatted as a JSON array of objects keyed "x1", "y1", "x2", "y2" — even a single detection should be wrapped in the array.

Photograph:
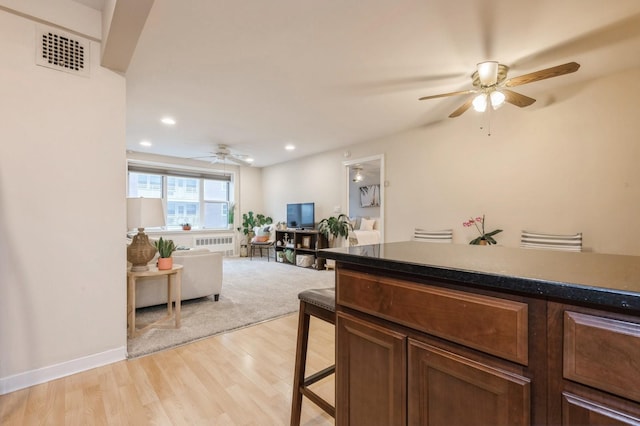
[{"x1": 127, "y1": 197, "x2": 165, "y2": 271}]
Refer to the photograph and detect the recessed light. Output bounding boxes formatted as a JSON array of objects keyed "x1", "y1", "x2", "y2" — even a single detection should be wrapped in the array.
[
  {"x1": 139, "y1": 140, "x2": 152, "y2": 147},
  {"x1": 246, "y1": 158, "x2": 255, "y2": 163},
  {"x1": 285, "y1": 144, "x2": 295, "y2": 151},
  {"x1": 161, "y1": 117, "x2": 176, "y2": 125}
]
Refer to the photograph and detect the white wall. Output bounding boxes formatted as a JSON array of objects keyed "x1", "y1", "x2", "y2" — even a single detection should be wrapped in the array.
[
  {"x1": 262, "y1": 68, "x2": 640, "y2": 256},
  {"x1": 0, "y1": 6, "x2": 126, "y2": 393},
  {"x1": 262, "y1": 151, "x2": 347, "y2": 225}
]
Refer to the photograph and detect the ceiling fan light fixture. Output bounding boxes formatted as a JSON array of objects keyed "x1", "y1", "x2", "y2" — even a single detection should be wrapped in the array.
[
  {"x1": 353, "y1": 167, "x2": 364, "y2": 182},
  {"x1": 490, "y1": 90, "x2": 505, "y2": 109},
  {"x1": 477, "y1": 61, "x2": 499, "y2": 86},
  {"x1": 472, "y1": 93, "x2": 488, "y2": 112}
]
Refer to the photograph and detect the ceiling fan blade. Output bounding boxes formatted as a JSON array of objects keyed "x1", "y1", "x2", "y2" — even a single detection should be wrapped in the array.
[
  {"x1": 501, "y1": 89, "x2": 536, "y2": 107},
  {"x1": 504, "y1": 62, "x2": 580, "y2": 87},
  {"x1": 226, "y1": 156, "x2": 251, "y2": 167},
  {"x1": 449, "y1": 97, "x2": 474, "y2": 118},
  {"x1": 419, "y1": 89, "x2": 474, "y2": 101}
]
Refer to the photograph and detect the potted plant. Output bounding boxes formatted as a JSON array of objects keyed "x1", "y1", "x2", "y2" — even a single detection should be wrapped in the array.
[
  {"x1": 318, "y1": 214, "x2": 352, "y2": 268},
  {"x1": 318, "y1": 214, "x2": 352, "y2": 244},
  {"x1": 241, "y1": 211, "x2": 273, "y2": 239},
  {"x1": 228, "y1": 202, "x2": 235, "y2": 229},
  {"x1": 154, "y1": 237, "x2": 176, "y2": 269},
  {"x1": 463, "y1": 214, "x2": 503, "y2": 245},
  {"x1": 181, "y1": 223, "x2": 191, "y2": 231}
]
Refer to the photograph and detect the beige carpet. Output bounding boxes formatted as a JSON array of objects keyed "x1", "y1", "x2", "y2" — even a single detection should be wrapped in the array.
[{"x1": 127, "y1": 256, "x2": 334, "y2": 358}]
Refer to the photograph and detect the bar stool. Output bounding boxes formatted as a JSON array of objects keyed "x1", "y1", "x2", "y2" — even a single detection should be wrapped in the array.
[{"x1": 290, "y1": 287, "x2": 336, "y2": 425}]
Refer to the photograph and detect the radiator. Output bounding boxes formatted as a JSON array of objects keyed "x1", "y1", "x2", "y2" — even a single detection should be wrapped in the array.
[{"x1": 193, "y1": 234, "x2": 234, "y2": 255}]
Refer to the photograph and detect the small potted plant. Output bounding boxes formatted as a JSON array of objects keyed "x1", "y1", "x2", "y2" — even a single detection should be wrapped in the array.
[
  {"x1": 181, "y1": 223, "x2": 191, "y2": 231},
  {"x1": 154, "y1": 237, "x2": 176, "y2": 269},
  {"x1": 463, "y1": 214, "x2": 502, "y2": 245},
  {"x1": 228, "y1": 202, "x2": 235, "y2": 229}
]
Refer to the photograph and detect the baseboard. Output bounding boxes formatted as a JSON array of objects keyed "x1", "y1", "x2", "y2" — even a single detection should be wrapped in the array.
[{"x1": 0, "y1": 346, "x2": 126, "y2": 395}]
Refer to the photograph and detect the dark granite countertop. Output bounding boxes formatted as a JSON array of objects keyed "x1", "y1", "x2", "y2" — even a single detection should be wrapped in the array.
[{"x1": 321, "y1": 241, "x2": 640, "y2": 313}]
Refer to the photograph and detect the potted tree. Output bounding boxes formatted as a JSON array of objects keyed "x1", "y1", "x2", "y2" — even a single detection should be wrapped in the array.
[
  {"x1": 241, "y1": 211, "x2": 273, "y2": 240},
  {"x1": 240, "y1": 211, "x2": 273, "y2": 256},
  {"x1": 154, "y1": 237, "x2": 176, "y2": 270}
]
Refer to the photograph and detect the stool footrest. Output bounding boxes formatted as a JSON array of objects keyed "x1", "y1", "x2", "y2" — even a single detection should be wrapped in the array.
[
  {"x1": 303, "y1": 365, "x2": 335, "y2": 387},
  {"x1": 299, "y1": 387, "x2": 335, "y2": 418}
]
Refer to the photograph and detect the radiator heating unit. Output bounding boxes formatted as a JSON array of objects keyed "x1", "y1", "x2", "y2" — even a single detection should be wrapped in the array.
[{"x1": 193, "y1": 235, "x2": 234, "y2": 255}]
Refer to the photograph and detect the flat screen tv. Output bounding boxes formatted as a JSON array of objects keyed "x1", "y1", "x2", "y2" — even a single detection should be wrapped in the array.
[{"x1": 286, "y1": 202, "x2": 315, "y2": 229}]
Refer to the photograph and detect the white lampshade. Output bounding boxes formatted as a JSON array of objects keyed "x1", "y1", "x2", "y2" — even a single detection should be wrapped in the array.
[
  {"x1": 472, "y1": 93, "x2": 488, "y2": 112},
  {"x1": 127, "y1": 197, "x2": 165, "y2": 230},
  {"x1": 477, "y1": 61, "x2": 499, "y2": 86},
  {"x1": 490, "y1": 90, "x2": 505, "y2": 109}
]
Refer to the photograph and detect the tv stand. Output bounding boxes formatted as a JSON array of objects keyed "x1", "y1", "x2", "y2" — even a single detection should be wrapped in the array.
[{"x1": 275, "y1": 229, "x2": 327, "y2": 270}]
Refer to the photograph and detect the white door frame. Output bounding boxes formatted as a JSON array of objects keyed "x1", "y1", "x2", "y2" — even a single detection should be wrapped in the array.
[{"x1": 342, "y1": 154, "x2": 385, "y2": 243}]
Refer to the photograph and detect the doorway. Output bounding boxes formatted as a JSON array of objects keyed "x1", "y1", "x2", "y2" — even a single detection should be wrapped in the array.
[{"x1": 343, "y1": 154, "x2": 384, "y2": 243}]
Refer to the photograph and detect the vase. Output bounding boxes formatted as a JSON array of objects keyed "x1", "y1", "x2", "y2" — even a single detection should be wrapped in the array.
[
  {"x1": 157, "y1": 257, "x2": 173, "y2": 270},
  {"x1": 479, "y1": 239, "x2": 488, "y2": 246}
]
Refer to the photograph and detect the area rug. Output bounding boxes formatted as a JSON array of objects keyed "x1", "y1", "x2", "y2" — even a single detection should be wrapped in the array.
[{"x1": 127, "y1": 256, "x2": 335, "y2": 358}]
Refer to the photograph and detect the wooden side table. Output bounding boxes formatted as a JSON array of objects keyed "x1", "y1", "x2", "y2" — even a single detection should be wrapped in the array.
[{"x1": 126, "y1": 264, "x2": 183, "y2": 338}]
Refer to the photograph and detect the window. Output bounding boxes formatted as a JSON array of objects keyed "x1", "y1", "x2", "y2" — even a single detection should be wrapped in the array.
[{"x1": 127, "y1": 167, "x2": 232, "y2": 229}]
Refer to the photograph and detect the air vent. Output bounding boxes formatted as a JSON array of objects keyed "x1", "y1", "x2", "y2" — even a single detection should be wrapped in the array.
[{"x1": 36, "y1": 26, "x2": 90, "y2": 77}]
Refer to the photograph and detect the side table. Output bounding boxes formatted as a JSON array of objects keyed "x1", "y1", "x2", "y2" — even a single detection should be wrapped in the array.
[{"x1": 127, "y1": 264, "x2": 183, "y2": 338}]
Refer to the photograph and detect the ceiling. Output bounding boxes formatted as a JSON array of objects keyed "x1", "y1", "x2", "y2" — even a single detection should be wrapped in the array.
[{"x1": 122, "y1": 0, "x2": 640, "y2": 167}]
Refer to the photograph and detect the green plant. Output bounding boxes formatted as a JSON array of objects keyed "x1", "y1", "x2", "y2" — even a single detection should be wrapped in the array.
[
  {"x1": 228, "y1": 202, "x2": 235, "y2": 224},
  {"x1": 318, "y1": 214, "x2": 352, "y2": 242},
  {"x1": 154, "y1": 237, "x2": 176, "y2": 258},
  {"x1": 241, "y1": 211, "x2": 273, "y2": 235},
  {"x1": 463, "y1": 214, "x2": 503, "y2": 245}
]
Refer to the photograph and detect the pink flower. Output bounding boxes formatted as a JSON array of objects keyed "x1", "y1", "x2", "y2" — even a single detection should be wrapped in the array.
[{"x1": 462, "y1": 214, "x2": 503, "y2": 245}]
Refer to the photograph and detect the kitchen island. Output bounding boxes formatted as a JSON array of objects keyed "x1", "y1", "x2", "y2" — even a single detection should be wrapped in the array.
[{"x1": 321, "y1": 241, "x2": 640, "y2": 425}]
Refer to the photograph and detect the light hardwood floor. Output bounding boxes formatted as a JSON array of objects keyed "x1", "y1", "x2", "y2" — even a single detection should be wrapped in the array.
[{"x1": 0, "y1": 313, "x2": 335, "y2": 425}]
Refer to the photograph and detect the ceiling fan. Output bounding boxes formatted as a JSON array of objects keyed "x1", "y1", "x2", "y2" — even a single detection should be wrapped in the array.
[
  {"x1": 419, "y1": 61, "x2": 580, "y2": 118},
  {"x1": 191, "y1": 144, "x2": 253, "y2": 167}
]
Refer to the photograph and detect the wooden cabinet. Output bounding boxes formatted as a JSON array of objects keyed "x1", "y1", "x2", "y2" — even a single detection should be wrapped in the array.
[
  {"x1": 408, "y1": 339, "x2": 530, "y2": 426},
  {"x1": 336, "y1": 268, "x2": 538, "y2": 425},
  {"x1": 336, "y1": 266, "x2": 640, "y2": 425},
  {"x1": 336, "y1": 313, "x2": 406, "y2": 425},
  {"x1": 548, "y1": 302, "x2": 640, "y2": 425},
  {"x1": 274, "y1": 229, "x2": 327, "y2": 269}
]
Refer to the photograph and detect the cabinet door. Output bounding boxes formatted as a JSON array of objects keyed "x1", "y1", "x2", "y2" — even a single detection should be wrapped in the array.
[
  {"x1": 408, "y1": 339, "x2": 530, "y2": 426},
  {"x1": 336, "y1": 312, "x2": 406, "y2": 425}
]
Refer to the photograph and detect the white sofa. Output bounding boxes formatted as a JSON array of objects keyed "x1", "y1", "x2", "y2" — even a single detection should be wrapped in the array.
[{"x1": 134, "y1": 249, "x2": 223, "y2": 308}]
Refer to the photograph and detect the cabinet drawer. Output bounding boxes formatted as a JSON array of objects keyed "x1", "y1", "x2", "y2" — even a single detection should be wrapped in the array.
[
  {"x1": 562, "y1": 392, "x2": 640, "y2": 425},
  {"x1": 564, "y1": 311, "x2": 640, "y2": 402},
  {"x1": 337, "y1": 269, "x2": 528, "y2": 364}
]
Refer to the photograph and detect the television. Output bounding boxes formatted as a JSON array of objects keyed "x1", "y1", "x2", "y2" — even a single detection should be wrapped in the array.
[{"x1": 286, "y1": 202, "x2": 315, "y2": 229}]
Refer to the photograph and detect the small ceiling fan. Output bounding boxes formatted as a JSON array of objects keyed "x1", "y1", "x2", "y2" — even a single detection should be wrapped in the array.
[
  {"x1": 191, "y1": 144, "x2": 253, "y2": 167},
  {"x1": 419, "y1": 61, "x2": 580, "y2": 118}
]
